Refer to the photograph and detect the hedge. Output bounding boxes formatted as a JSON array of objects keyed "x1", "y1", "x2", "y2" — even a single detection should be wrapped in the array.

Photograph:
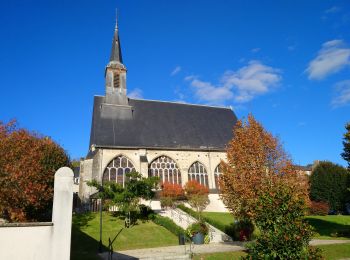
[{"x1": 150, "y1": 213, "x2": 185, "y2": 236}]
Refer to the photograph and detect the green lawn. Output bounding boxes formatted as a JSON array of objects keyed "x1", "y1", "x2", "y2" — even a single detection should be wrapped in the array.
[
  {"x1": 71, "y1": 212, "x2": 178, "y2": 260},
  {"x1": 202, "y1": 212, "x2": 233, "y2": 227},
  {"x1": 202, "y1": 211, "x2": 350, "y2": 240},
  {"x1": 317, "y1": 243, "x2": 350, "y2": 259},
  {"x1": 306, "y1": 215, "x2": 350, "y2": 239},
  {"x1": 193, "y1": 243, "x2": 350, "y2": 260}
]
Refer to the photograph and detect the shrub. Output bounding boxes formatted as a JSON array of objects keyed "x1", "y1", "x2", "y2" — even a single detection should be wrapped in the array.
[
  {"x1": 309, "y1": 201, "x2": 330, "y2": 216},
  {"x1": 244, "y1": 180, "x2": 315, "y2": 259},
  {"x1": 0, "y1": 120, "x2": 70, "y2": 222},
  {"x1": 186, "y1": 221, "x2": 209, "y2": 237},
  {"x1": 310, "y1": 161, "x2": 350, "y2": 212},
  {"x1": 150, "y1": 214, "x2": 185, "y2": 236},
  {"x1": 232, "y1": 219, "x2": 254, "y2": 241}
]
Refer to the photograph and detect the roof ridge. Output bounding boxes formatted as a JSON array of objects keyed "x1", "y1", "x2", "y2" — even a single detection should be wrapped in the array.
[{"x1": 129, "y1": 97, "x2": 232, "y2": 110}]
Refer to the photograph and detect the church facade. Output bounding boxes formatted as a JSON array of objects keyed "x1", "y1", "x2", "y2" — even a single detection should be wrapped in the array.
[{"x1": 79, "y1": 19, "x2": 237, "y2": 208}]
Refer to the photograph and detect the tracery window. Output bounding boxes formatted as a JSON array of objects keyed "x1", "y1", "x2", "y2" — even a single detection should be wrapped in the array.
[
  {"x1": 149, "y1": 156, "x2": 181, "y2": 185},
  {"x1": 214, "y1": 165, "x2": 222, "y2": 189},
  {"x1": 188, "y1": 161, "x2": 209, "y2": 187},
  {"x1": 102, "y1": 155, "x2": 135, "y2": 187}
]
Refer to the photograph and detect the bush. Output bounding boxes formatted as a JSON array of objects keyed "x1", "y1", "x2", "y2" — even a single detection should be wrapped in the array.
[
  {"x1": 309, "y1": 201, "x2": 330, "y2": 216},
  {"x1": 310, "y1": 161, "x2": 350, "y2": 212},
  {"x1": 245, "y1": 181, "x2": 315, "y2": 259},
  {"x1": 232, "y1": 219, "x2": 254, "y2": 241},
  {"x1": 186, "y1": 221, "x2": 209, "y2": 237},
  {"x1": 150, "y1": 214, "x2": 185, "y2": 236}
]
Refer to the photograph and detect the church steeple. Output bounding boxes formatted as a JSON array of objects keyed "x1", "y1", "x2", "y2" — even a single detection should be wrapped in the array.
[
  {"x1": 109, "y1": 15, "x2": 123, "y2": 63},
  {"x1": 105, "y1": 14, "x2": 128, "y2": 105}
]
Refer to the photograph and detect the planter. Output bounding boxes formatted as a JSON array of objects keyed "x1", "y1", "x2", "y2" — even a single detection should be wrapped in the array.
[{"x1": 192, "y1": 232, "x2": 204, "y2": 244}]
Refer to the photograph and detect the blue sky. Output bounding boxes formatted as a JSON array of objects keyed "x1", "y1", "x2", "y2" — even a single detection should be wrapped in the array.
[{"x1": 0, "y1": 1, "x2": 349, "y2": 166}]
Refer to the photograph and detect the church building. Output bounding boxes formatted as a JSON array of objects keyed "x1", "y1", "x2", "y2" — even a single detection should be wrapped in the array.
[{"x1": 79, "y1": 18, "x2": 238, "y2": 210}]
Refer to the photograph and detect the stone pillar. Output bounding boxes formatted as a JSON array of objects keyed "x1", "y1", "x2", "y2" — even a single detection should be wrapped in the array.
[{"x1": 51, "y1": 167, "x2": 74, "y2": 260}]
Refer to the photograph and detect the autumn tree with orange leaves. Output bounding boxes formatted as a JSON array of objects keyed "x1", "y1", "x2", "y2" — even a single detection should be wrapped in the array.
[
  {"x1": 184, "y1": 180, "x2": 209, "y2": 221},
  {"x1": 160, "y1": 182, "x2": 184, "y2": 208},
  {"x1": 0, "y1": 120, "x2": 70, "y2": 222},
  {"x1": 220, "y1": 115, "x2": 321, "y2": 259}
]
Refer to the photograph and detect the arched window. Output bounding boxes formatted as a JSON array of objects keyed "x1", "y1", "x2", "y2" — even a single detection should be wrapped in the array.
[
  {"x1": 188, "y1": 161, "x2": 209, "y2": 187},
  {"x1": 214, "y1": 165, "x2": 222, "y2": 189},
  {"x1": 149, "y1": 156, "x2": 181, "y2": 185},
  {"x1": 103, "y1": 155, "x2": 135, "y2": 187}
]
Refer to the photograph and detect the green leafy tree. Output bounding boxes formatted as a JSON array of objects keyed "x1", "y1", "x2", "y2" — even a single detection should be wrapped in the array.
[
  {"x1": 88, "y1": 171, "x2": 158, "y2": 225},
  {"x1": 310, "y1": 161, "x2": 349, "y2": 212},
  {"x1": 0, "y1": 120, "x2": 70, "y2": 222},
  {"x1": 341, "y1": 122, "x2": 350, "y2": 169}
]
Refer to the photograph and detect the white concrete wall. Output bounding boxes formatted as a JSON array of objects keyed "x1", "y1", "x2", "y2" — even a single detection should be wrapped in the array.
[{"x1": 0, "y1": 167, "x2": 74, "y2": 260}]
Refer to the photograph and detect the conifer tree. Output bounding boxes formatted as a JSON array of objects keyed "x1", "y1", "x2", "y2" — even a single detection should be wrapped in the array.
[{"x1": 341, "y1": 122, "x2": 350, "y2": 169}]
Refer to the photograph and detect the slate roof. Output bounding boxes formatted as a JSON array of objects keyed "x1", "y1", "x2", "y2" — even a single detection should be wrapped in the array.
[{"x1": 89, "y1": 96, "x2": 237, "y2": 152}]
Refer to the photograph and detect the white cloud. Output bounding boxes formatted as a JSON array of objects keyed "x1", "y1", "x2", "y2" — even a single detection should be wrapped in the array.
[
  {"x1": 288, "y1": 45, "x2": 296, "y2": 51},
  {"x1": 325, "y1": 6, "x2": 341, "y2": 14},
  {"x1": 306, "y1": 40, "x2": 350, "y2": 80},
  {"x1": 331, "y1": 80, "x2": 350, "y2": 108},
  {"x1": 251, "y1": 48, "x2": 261, "y2": 53},
  {"x1": 170, "y1": 66, "x2": 182, "y2": 76},
  {"x1": 190, "y1": 79, "x2": 234, "y2": 105},
  {"x1": 128, "y1": 88, "x2": 143, "y2": 99},
  {"x1": 186, "y1": 60, "x2": 281, "y2": 105}
]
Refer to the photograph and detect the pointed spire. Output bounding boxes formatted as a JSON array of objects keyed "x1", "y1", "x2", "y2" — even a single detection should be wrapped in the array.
[{"x1": 109, "y1": 10, "x2": 123, "y2": 63}]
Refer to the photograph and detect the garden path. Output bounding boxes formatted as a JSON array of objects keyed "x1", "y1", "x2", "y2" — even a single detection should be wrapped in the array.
[{"x1": 99, "y1": 240, "x2": 350, "y2": 260}]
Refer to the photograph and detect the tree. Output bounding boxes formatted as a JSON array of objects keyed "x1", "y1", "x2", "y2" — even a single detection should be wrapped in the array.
[
  {"x1": 220, "y1": 115, "x2": 317, "y2": 259},
  {"x1": 160, "y1": 182, "x2": 184, "y2": 208},
  {"x1": 310, "y1": 161, "x2": 349, "y2": 212},
  {"x1": 0, "y1": 120, "x2": 70, "y2": 222},
  {"x1": 341, "y1": 122, "x2": 350, "y2": 169},
  {"x1": 184, "y1": 180, "x2": 209, "y2": 221},
  {"x1": 88, "y1": 171, "x2": 158, "y2": 225}
]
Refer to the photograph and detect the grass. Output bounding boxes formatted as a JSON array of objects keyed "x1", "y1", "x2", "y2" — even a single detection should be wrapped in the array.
[
  {"x1": 202, "y1": 212, "x2": 234, "y2": 228},
  {"x1": 317, "y1": 243, "x2": 350, "y2": 259},
  {"x1": 306, "y1": 215, "x2": 350, "y2": 239},
  {"x1": 71, "y1": 212, "x2": 178, "y2": 260},
  {"x1": 193, "y1": 243, "x2": 350, "y2": 260},
  {"x1": 201, "y1": 211, "x2": 350, "y2": 240}
]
